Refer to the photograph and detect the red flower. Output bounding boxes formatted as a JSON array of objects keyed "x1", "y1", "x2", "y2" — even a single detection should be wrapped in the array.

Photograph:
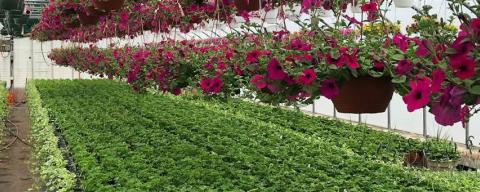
[
  {"x1": 297, "y1": 68, "x2": 316, "y2": 85},
  {"x1": 267, "y1": 58, "x2": 287, "y2": 80},
  {"x1": 431, "y1": 69, "x2": 445, "y2": 93},
  {"x1": 395, "y1": 59, "x2": 413, "y2": 75},
  {"x1": 402, "y1": 78, "x2": 432, "y2": 112},
  {"x1": 449, "y1": 55, "x2": 476, "y2": 80},
  {"x1": 320, "y1": 79, "x2": 339, "y2": 99},
  {"x1": 361, "y1": 2, "x2": 377, "y2": 12},
  {"x1": 251, "y1": 74, "x2": 267, "y2": 89}
]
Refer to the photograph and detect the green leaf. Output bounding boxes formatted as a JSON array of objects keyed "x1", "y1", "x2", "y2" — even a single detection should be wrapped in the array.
[
  {"x1": 391, "y1": 54, "x2": 405, "y2": 61},
  {"x1": 469, "y1": 85, "x2": 480, "y2": 95},
  {"x1": 392, "y1": 75, "x2": 407, "y2": 83}
]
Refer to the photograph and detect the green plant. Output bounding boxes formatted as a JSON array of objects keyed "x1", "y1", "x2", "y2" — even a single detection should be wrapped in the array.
[
  {"x1": 424, "y1": 138, "x2": 460, "y2": 161},
  {"x1": 0, "y1": 81, "x2": 7, "y2": 146},
  {"x1": 26, "y1": 81, "x2": 76, "y2": 192},
  {"x1": 32, "y1": 79, "x2": 480, "y2": 191}
]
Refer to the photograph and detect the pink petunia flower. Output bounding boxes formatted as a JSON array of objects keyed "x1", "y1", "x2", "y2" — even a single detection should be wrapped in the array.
[
  {"x1": 373, "y1": 60, "x2": 384, "y2": 71},
  {"x1": 393, "y1": 33, "x2": 409, "y2": 53},
  {"x1": 344, "y1": 48, "x2": 359, "y2": 69},
  {"x1": 415, "y1": 39, "x2": 430, "y2": 57},
  {"x1": 402, "y1": 78, "x2": 432, "y2": 112},
  {"x1": 297, "y1": 68, "x2": 317, "y2": 85},
  {"x1": 431, "y1": 85, "x2": 465, "y2": 126},
  {"x1": 246, "y1": 50, "x2": 262, "y2": 63},
  {"x1": 449, "y1": 55, "x2": 476, "y2": 80},
  {"x1": 326, "y1": 53, "x2": 342, "y2": 68},
  {"x1": 320, "y1": 79, "x2": 339, "y2": 99},
  {"x1": 361, "y1": 2, "x2": 377, "y2": 12},
  {"x1": 395, "y1": 59, "x2": 413, "y2": 75},
  {"x1": 431, "y1": 69, "x2": 445, "y2": 93},
  {"x1": 251, "y1": 74, "x2": 267, "y2": 89},
  {"x1": 267, "y1": 58, "x2": 287, "y2": 80}
]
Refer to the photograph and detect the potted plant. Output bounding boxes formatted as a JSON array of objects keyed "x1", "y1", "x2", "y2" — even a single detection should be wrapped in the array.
[
  {"x1": 424, "y1": 138, "x2": 460, "y2": 171},
  {"x1": 235, "y1": 0, "x2": 260, "y2": 13},
  {"x1": 92, "y1": 0, "x2": 125, "y2": 11}
]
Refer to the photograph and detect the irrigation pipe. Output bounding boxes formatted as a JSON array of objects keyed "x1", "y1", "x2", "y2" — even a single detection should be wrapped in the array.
[{"x1": 0, "y1": 120, "x2": 18, "y2": 151}]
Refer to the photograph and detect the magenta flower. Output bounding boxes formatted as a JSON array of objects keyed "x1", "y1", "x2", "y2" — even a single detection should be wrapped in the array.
[
  {"x1": 449, "y1": 55, "x2": 476, "y2": 80},
  {"x1": 200, "y1": 77, "x2": 223, "y2": 94},
  {"x1": 361, "y1": 2, "x2": 377, "y2": 12},
  {"x1": 251, "y1": 74, "x2": 267, "y2": 89},
  {"x1": 326, "y1": 53, "x2": 342, "y2": 68},
  {"x1": 373, "y1": 60, "x2": 384, "y2": 71},
  {"x1": 133, "y1": 49, "x2": 150, "y2": 64},
  {"x1": 450, "y1": 36, "x2": 473, "y2": 56},
  {"x1": 288, "y1": 39, "x2": 311, "y2": 51},
  {"x1": 402, "y1": 78, "x2": 432, "y2": 112},
  {"x1": 171, "y1": 88, "x2": 182, "y2": 96},
  {"x1": 320, "y1": 79, "x2": 339, "y2": 99},
  {"x1": 217, "y1": 62, "x2": 226, "y2": 70},
  {"x1": 343, "y1": 15, "x2": 362, "y2": 26},
  {"x1": 127, "y1": 64, "x2": 141, "y2": 84},
  {"x1": 431, "y1": 69, "x2": 445, "y2": 93},
  {"x1": 344, "y1": 48, "x2": 359, "y2": 69},
  {"x1": 239, "y1": 11, "x2": 250, "y2": 22},
  {"x1": 297, "y1": 68, "x2": 317, "y2": 85},
  {"x1": 431, "y1": 86, "x2": 465, "y2": 126},
  {"x1": 273, "y1": 30, "x2": 289, "y2": 41},
  {"x1": 395, "y1": 59, "x2": 413, "y2": 75},
  {"x1": 415, "y1": 39, "x2": 430, "y2": 57},
  {"x1": 267, "y1": 58, "x2": 287, "y2": 80},
  {"x1": 393, "y1": 34, "x2": 409, "y2": 53},
  {"x1": 470, "y1": 18, "x2": 480, "y2": 35},
  {"x1": 246, "y1": 50, "x2": 261, "y2": 63}
]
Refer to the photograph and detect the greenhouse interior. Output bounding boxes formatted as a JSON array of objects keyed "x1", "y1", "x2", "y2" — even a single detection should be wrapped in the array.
[{"x1": 0, "y1": 0, "x2": 480, "y2": 191}]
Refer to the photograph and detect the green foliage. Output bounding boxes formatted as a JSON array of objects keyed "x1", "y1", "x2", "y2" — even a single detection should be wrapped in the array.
[
  {"x1": 0, "y1": 81, "x2": 7, "y2": 145},
  {"x1": 26, "y1": 82, "x2": 76, "y2": 192},
  {"x1": 33, "y1": 80, "x2": 480, "y2": 191},
  {"x1": 424, "y1": 139, "x2": 460, "y2": 161}
]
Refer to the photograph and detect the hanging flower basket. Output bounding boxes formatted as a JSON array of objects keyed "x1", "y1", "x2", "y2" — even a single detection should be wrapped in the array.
[
  {"x1": 393, "y1": 0, "x2": 413, "y2": 8},
  {"x1": 93, "y1": 0, "x2": 124, "y2": 12},
  {"x1": 234, "y1": 0, "x2": 260, "y2": 13},
  {"x1": 426, "y1": 159, "x2": 458, "y2": 171},
  {"x1": 332, "y1": 76, "x2": 394, "y2": 113},
  {"x1": 78, "y1": 12, "x2": 99, "y2": 26}
]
